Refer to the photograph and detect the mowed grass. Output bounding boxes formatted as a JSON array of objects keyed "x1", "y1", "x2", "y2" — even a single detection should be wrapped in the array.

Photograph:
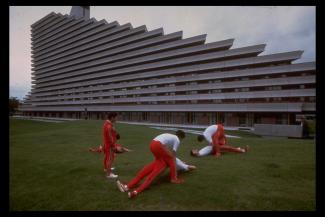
[{"x1": 9, "y1": 118, "x2": 315, "y2": 211}]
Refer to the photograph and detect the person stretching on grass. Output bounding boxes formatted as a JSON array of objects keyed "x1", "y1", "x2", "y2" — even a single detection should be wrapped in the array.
[
  {"x1": 102, "y1": 112, "x2": 119, "y2": 179},
  {"x1": 89, "y1": 134, "x2": 132, "y2": 154},
  {"x1": 191, "y1": 123, "x2": 249, "y2": 157},
  {"x1": 89, "y1": 133, "x2": 132, "y2": 172},
  {"x1": 91, "y1": 135, "x2": 192, "y2": 172},
  {"x1": 116, "y1": 130, "x2": 186, "y2": 198}
]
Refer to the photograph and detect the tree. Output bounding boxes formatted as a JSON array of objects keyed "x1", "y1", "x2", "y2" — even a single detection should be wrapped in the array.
[{"x1": 9, "y1": 97, "x2": 20, "y2": 116}]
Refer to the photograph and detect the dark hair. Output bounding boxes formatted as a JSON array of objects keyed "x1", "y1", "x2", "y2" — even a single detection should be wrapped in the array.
[
  {"x1": 197, "y1": 135, "x2": 205, "y2": 142},
  {"x1": 176, "y1": 130, "x2": 185, "y2": 139},
  {"x1": 116, "y1": 133, "x2": 120, "y2": 140},
  {"x1": 107, "y1": 112, "x2": 118, "y2": 120}
]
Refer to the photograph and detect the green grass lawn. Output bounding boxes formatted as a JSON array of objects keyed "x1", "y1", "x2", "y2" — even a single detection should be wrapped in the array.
[{"x1": 9, "y1": 118, "x2": 315, "y2": 211}]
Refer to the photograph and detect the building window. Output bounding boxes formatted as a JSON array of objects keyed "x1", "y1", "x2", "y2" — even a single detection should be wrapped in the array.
[{"x1": 213, "y1": 99, "x2": 222, "y2": 103}]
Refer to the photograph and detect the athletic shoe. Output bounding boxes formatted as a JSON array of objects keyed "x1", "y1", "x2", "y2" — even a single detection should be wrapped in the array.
[
  {"x1": 128, "y1": 190, "x2": 138, "y2": 199},
  {"x1": 116, "y1": 180, "x2": 129, "y2": 192},
  {"x1": 107, "y1": 173, "x2": 118, "y2": 179}
]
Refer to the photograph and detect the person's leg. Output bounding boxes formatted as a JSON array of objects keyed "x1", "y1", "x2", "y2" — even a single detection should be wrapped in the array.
[
  {"x1": 122, "y1": 140, "x2": 159, "y2": 191},
  {"x1": 176, "y1": 158, "x2": 196, "y2": 171},
  {"x1": 110, "y1": 152, "x2": 116, "y2": 171},
  {"x1": 150, "y1": 140, "x2": 180, "y2": 182},
  {"x1": 127, "y1": 161, "x2": 156, "y2": 189},
  {"x1": 220, "y1": 145, "x2": 247, "y2": 153},
  {"x1": 105, "y1": 149, "x2": 115, "y2": 176},
  {"x1": 134, "y1": 160, "x2": 167, "y2": 194},
  {"x1": 159, "y1": 147, "x2": 178, "y2": 181},
  {"x1": 198, "y1": 146, "x2": 213, "y2": 156},
  {"x1": 176, "y1": 158, "x2": 189, "y2": 171},
  {"x1": 103, "y1": 152, "x2": 109, "y2": 171}
]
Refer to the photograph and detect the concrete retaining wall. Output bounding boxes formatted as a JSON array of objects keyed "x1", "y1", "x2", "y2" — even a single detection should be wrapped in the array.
[{"x1": 254, "y1": 124, "x2": 302, "y2": 138}]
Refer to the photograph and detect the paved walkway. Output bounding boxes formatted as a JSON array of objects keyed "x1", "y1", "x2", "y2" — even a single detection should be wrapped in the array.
[
  {"x1": 10, "y1": 116, "x2": 253, "y2": 133},
  {"x1": 11, "y1": 115, "x2": 78, "y2": 123},
  {"x1": 149, "y1": 126, "x2": 241, "y2": 138},
  {"x1": 118, "y1": 121, "x2": 253, "y2": 131}
]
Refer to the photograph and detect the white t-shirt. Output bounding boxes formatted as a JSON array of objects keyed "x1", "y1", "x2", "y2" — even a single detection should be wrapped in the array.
[
  {"x1": 203, "y1": 124, "x2": 218, "y2": 145},
  {"x1": 153, "y1": 133, "x2": 180, "y2": 152}
]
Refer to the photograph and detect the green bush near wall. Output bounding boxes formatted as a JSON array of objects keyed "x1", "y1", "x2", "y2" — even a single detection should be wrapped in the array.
[{"x1": 307, "y1": 120, "x2": 316, "y2": 135}]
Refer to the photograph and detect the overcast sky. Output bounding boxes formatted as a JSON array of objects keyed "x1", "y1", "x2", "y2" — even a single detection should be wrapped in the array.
[{"x1": 9, "y1": 6, "x2": 315, "y2": 100}]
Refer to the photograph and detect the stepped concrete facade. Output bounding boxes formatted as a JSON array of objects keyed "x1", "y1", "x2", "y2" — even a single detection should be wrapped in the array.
[{"x1": 20, "y1": 6, "x2": 316, "y2": 127}]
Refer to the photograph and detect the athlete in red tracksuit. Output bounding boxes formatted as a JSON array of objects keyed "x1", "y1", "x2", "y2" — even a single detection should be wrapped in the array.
[
  {"x1": 88, "y1": 133, "x2": 132, "y2": 154},
  {"x1": 88, "y1": 133, "x2": 132, "y2": 173},
  {"x1": 89, "y1": 143, "x2": 132, "y2": 154},
  {"x1": 116, "y1": 130, "x2": 185, "y2": 198},
  {"x1": 191, "y1": 123, "x2": 249, "y2": 157},
  {"x1": 102, "y1": 112, "x2": 118, "y2": 178}
]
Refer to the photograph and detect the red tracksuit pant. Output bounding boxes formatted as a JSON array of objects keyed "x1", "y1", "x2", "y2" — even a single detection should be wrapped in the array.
[
  {"x1": 103, "y1": 146, "x2": 114, "y2": 174},
  {"x1": 126, "y1": 140, "x2": 177, "y2": 193}
]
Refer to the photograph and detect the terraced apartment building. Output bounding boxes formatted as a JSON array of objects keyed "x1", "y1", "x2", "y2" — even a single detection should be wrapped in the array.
[{"x1": 20, "y1": 6, "x2": 316, "y2": 127}]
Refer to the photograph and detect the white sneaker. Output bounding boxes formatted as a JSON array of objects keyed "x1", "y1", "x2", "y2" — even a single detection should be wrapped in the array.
[
  {"x1": 107, "y1": 173, "x2": 118, "y2": 179},
  {"x1": 116, "y1": 180, "x2": 129, "y2": 192},
  {"x1": 128, "y1": 190, "x2": 138, "y2": 199}
]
